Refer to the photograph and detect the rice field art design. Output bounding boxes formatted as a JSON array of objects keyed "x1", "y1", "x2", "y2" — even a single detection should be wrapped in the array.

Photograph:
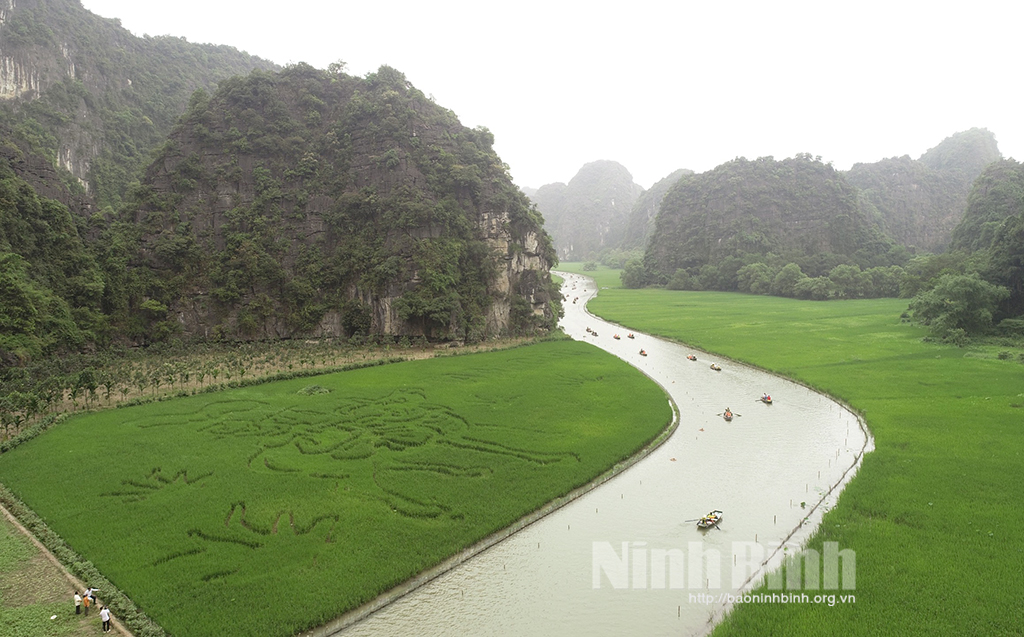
[
  {"x1": 0, "y1": 340, "x2": 672, "y2": 637},
  {"x1": 120, "y1": 389, "x2": 576, "y2": 523}
]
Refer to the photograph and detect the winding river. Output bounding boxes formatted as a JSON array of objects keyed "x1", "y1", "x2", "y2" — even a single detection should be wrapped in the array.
[{"x1": 333, "y1": 273, "x2": 872, "y2": 636}]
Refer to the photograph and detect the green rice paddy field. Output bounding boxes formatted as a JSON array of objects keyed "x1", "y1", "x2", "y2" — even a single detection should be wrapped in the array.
[
  {"x1": 0, "y1": 339, "x2": 671, "y2": 637},
  {"x1": 560, "y1": 264, "x2": 1024, "y2": 635}
]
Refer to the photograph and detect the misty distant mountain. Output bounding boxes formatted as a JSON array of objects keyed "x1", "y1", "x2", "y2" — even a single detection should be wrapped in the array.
[
  {"x1": 528, "y1": 160, "x2": 644, "y2": 261},
  {"x1": 846, "y1": 128, "x2": 1001, "y2": 251}
]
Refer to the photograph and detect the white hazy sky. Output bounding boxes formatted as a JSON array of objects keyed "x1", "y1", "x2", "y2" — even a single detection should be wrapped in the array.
[{"x1": 80, "y1": 0, "x2": 1021, "y2": 190}]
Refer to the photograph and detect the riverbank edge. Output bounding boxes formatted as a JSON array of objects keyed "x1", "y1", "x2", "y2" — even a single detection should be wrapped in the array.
[{"x1": 301, "y1": 397, "x2": 681, "y2": 637}]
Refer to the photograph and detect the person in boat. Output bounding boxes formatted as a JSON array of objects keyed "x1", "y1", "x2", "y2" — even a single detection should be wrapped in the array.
[
  {"x1": 639, "y1": 349, "x2": 647, "y2": 356},
  {"x1": 762, "y1": 393, "x2": 769, "y2": 401},
  {"x1": 724, "y1": 408, "x2": 732, "y2": 418}
]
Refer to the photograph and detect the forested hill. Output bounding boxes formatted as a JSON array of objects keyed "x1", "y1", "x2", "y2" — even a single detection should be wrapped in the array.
[
  {"x1": 113, "y1": 64, "x2": 557, "y2": 343},
  {"x1": 644, "y1": 155, "x2": 892, "y2": 281},
  {"x1": 0, "y1": 0, "x2": 278, "y2": 211},
  {"x1": 949, "y1": 159, "x2": 1024, "y2": 253},
  {"x1": 948, "y1": 159, "x2": 1024, "y2": 316},
  {"x1": 527, "y1": 160, "x2": 643, "y2": 260},
  {"x1": 620, "y1": 168, "x2": 691, "y2": 250},
  {"x1": 845, "y1": 128, "x2": 1001, "y2": 251},
  {"x1": 0, "y1": 0, "x2": 558, "y2": 362}
]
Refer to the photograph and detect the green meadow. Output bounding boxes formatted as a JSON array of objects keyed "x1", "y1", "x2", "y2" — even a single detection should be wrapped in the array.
[
  {"x1": 0, "y1": 339, "x2": 671, "y2": 637},
  {"x1": 559, "y1": 263, "x2": 1024, "y2": 635}
]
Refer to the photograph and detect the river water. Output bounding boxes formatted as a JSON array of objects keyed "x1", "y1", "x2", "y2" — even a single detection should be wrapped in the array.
[{"x1": 335, "y1": 273, "x2": 871, "y2": 636}]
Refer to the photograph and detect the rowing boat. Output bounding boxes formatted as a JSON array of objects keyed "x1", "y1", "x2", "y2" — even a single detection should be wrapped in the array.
[{"x1": 697, "y1": 510, "x2": 723, "y2": 529}]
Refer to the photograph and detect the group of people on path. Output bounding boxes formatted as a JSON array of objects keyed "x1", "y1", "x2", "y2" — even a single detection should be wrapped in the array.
[{"x1": 74, "y1": 586, "x2": 112, "y2": 632}]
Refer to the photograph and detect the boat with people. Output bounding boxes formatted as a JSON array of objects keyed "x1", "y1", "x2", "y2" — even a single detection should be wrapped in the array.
[
  {"x1": 760, "y1": 393, "x2": 773, "y2": 404},
  {"x1": 613, "y1": 334, "x2": 621, "y2": 340},
  {"x1": 697, "y1": 510, "x2": 723, "y2": 529},
  {"x1": 710, "y1": 363, "x2": 721, "y2": 371},
  {"x1": 639, "y1": 349, "x2": 647, "y2": 357},
  {"x1": 686, "y1": 354, "x2": 696, "y2": 361},
  {"x1": 723, "y1": 408, "x2": 733, "y2": 421},
  {"x1": 627, "y1": 333, "x2": 635, "y2": 339}
]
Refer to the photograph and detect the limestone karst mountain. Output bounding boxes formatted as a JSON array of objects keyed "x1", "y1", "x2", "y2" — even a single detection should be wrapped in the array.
[
  {"x1": 123, "y1": 64, "x2": 558, "y2": 342},
  {"x1": 0, "y1": 0, "x2": 279, "y2": 211},
  {"x1": 620, "y1": 168, "x2": 692, "y2": 250},
  {"x1": 846, "y1": 128, "x2": 1001, "y2": 251},
  {"x1": 0, "y1": 0, "x2": 558, "y2": 359},
  {"x1": 644, "y1": 154, "x2": 892, "y2": 281},
  {"x1": 527, "y1": 160, "x2": 643, "y2": 261}
]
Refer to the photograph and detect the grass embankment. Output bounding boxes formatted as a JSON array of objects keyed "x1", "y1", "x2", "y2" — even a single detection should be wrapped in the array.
[
  {"x1": 559, "y1": 263, "x2": 1024, "y2": 635},
  {"x1": 0, "y1": 339, "x2": 671, "y2": 637}
]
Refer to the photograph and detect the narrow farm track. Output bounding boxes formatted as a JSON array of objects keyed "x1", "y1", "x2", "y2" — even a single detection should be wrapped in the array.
[{"x1": 0, "y1": 502, "x2": 134, "y2": 636}]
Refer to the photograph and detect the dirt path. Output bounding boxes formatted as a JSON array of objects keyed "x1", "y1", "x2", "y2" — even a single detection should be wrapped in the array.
[{"x1": 0, "y1": 503, "x2": 134, "y2": 636}]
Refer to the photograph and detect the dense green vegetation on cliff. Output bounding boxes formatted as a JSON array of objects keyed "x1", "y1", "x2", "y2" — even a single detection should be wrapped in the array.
[
  {"x1": 0, "y1": 0, "x2": 559, "y2": 364},
  {"x1": 619, "y1": 168, "x2": 691, "y2": 250},
  {"x1": 110, "y1": 63, "x2": 557, "y2": 343},
  {"x1": 628, "y1": 155, "x2": 907, "y2": 299},
  {"x1": 949, "y1": 159, "x2": 1024, "y2": 253},
  {"x1": 0, "y1": 161, "x2": 103, "y2": 361},
  {"x1": 846, "y1": 128, "x2": 1001, "y2": 252},
  {"x1": 0, "y1": 0, "x2": 278, "y2": 210},
  {"x1": 0, "y1": 0, "x2": 275, "y2": 362},
  {"x1": 947, "y1": 159, "x2": 1024, "y2": 319},
  {"x1": 542, "y1": 130, "x2": 1007, "y2": 311}
]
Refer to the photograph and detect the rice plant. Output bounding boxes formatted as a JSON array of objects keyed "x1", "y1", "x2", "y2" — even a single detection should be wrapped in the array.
[{"x1": 0, "y1": 340, "x2": 670, "y2": 637}]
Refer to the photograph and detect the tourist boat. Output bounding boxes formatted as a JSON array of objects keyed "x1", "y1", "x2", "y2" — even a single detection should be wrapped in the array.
[
  {"x1": 686, "y1": 354, "x2": 696, "y2": 361},
  {"x1": 639, "y1": 349, "x2": 648, "y2": 357},
  {"x1": 760, "y1": 396, "x2": 773, "y2": 405},
  {"x1": 613, "y1": 334, "x2": 621, "y2": 340},
  {"x1": 697, "y1": 510, "x2": 723, "y2": 529},
  {"x1": 627, "y1": 333, "x2": 635, "y2": 339},
  {"x1": 710, "y1": 363, "x2": 721, "y2": 371}
]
